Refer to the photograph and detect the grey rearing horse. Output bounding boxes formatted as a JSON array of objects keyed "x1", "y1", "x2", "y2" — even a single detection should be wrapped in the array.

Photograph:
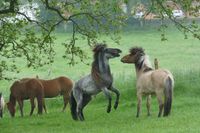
[{"x1": 70, "y1": 44, "x2": 121, "y2": 121}]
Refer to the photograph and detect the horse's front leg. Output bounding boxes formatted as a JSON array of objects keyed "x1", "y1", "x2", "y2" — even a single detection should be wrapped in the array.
[
  {"x1": 102, "y1": 88, "x2": 112, "y2": 113},
  {"x1": 17, "y1": 99, "x2": 24, "y2": 117},
  {"x1": 110, "y1": 86, "x2": 120, "y2": 110}
]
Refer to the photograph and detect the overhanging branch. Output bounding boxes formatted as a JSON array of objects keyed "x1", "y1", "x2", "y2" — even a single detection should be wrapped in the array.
[
  {"x1": 0, "y1": 0, "x2": 17, "y2": 14},
  {"x1": 155, "y1": 0, "x2": 197, "y2": 35}
]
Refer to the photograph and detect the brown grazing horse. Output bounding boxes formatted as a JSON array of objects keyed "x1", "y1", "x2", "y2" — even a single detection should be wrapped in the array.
[
  {"x1": 37, "y1": 76, "x2": 73, "y2": 112},
  {"x1": 7, "y1": 78, "x2": 45, "y2": 117},
  {"x1": 121, "y1": 47, "x2": 174, "y2": 117}
]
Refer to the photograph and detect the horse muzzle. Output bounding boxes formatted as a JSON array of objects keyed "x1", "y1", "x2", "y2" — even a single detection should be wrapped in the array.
[{"x1": 113, "y1": 49, "x2": 122, "y2": 57}]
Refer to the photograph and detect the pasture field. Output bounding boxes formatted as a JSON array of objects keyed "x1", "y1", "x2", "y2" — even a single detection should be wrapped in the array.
[{"x1": 1, "y1": 27, "x2": 200, "y2": 133}]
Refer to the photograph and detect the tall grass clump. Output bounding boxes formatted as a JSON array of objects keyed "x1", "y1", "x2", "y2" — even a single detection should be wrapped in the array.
[{"x1": 173, "y1": 68, "x2": 200, "y2": 97}]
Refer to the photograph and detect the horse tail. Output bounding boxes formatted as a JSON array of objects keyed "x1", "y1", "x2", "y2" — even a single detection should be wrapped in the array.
[
  {"x1": 70, "y1": 91, "x2": 78, "y2": 120},
  {"x1": 0, "y1": 93, "x2": 3, "y2": 118},
  {"x1": 34, "y1": 80, "x2": 44, "y2": 115},
  {"x1": 163, "y1": 76, "x2": 174, "y2": 116},
  {"x1": 37, "y1": 93, "x2": 43, "y2": 115}
]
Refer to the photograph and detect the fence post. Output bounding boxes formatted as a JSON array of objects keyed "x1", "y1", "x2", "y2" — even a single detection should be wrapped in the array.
[{"x1": 154, "y1": 58, "x2": 159, "y2": 69}]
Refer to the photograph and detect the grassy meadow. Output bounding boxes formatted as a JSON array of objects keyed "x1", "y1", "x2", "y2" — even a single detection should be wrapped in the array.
[{"x1": 1, "y1": 27, "x2": 200, "y2": 133}]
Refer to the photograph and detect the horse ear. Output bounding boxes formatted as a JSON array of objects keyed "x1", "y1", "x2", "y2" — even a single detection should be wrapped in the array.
[
  {"x1": 130, "y1": 47, "x2": 145, "y2": 55},
  {"x1": 93, "y1": 44, "x2": 106, "y2": 52}
]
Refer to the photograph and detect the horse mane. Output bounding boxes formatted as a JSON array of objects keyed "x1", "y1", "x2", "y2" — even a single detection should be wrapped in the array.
[
  {"x1": 130, "y1": 47, "x2": 153, "y2": 71},
  {"x1": 130, "y1": 47, "x2": 145, "y2": 55},
  {"x1": 143, "y1": 55, "x2": 153, "y2": 72},
  {"x1": 9, "y1": 94, "x2": 16, "y2": 106},
  {"x1": 93, "y1": 43, "x2": 107, "y2": 60},
  {"x1": 91, "y1": 43, "x2": 112, "y2": 88},
  {"x1": 91, "y1": 66, "x2": 104, "y2": 87},
  {"x1": 92, "y1": 43, "x2": 107, "y2": 74}
]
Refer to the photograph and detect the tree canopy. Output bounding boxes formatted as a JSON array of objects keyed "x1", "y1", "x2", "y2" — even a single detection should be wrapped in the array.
[{"x1": 0, "y1": 0, "x2": 200, "y2": 80}]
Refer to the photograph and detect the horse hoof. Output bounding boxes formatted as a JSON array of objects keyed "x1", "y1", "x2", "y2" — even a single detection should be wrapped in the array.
[
  {"x1": 107, "y1": 109, "x2": 111, "y2": 113},
  {"x1": 114, "y1": 103, "x2": 118, "y2": 110},
  {"x1": 80, "y1": 119, "x2": 85, "y2": 121},
  {"x1": 79, "y1": 117, "x2": 85, "y2": 121}
]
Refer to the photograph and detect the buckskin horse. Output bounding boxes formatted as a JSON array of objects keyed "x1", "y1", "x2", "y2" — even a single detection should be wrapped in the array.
[
  {"x1": 121, "y1": 47, "x2": 174, "y2": 117},
  {"x1": 70, "y1": 44, "x2": 121, "y2": 121}
]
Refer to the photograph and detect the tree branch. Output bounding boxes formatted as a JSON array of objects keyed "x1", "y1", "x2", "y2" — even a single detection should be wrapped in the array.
[
  {"x1": 16, "y1": 11, "x2": 50, "y2": 32},
  {"x1": 155, "y1": 0, "x2": 197, "y2": 34},
  {"x1": 43, "y1": 0, "x2": 68, "y2": 21},
  {"x1": 0, "y1": 0, "x2": 17, "y2": 14}
]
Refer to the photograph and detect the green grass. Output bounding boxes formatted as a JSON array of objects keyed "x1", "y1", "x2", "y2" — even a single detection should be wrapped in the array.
[{"x1": 1, "y1": 27, "x2": 200, "y2": 133}]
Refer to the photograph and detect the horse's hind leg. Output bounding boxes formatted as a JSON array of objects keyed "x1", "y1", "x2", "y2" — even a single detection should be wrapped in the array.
[
  {"x1": 17, "y1": 99, "x2": 24, "y2": 117},
  {"x1": 110, "y1": 86, "x2": 120, "y2": 110},
  {"x1": 156, "y1": 92, "x2": 164, "y2": 117},
  {"x1": 81, "y1": 94, "x2": 92, "y2": 120},
  {"x1": 43, "y1": 99, "x2": 47, "y2": 113},
  {"x1": 62, "y1": 93, "x2": 70, "y2": 112},
  {"x1": 102, "y1": 88, "x2": 112, "y2": 113},
  {"x1": 146, "y1": 95, "x2": 151, "y2": 116},
  {"x1": 136, "y1": 94, "x2": 142, "y2": 118},
  {"x1": 77, "y1": 94, "x2": 84, "y2": 121},
  {"x1": 30, "y1": 97, "x2": 35, "y2": 116},
  {"x1": 36, "y1": 95, "x2": 43, "y2": 115},
  {"x1": 74, "y1": 89, "x2": 84, "y2": 121}
]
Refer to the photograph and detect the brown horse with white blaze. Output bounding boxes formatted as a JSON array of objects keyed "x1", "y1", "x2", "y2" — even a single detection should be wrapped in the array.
[
  {"x1": 121, "y1": 47, "x2": 174, "y2": 117},
  {"x1": 7, "y1": 78, "x2": 45, "y2": 117}
]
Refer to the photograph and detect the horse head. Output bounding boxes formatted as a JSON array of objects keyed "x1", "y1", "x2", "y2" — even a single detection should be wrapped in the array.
[
  {"x1": 92, "y1": 43, "x2": 121, "y2": 88},
  {"x1": 121, "y1": 47, "x2": 145, "y2": 64},
  {"x1": 7, "y1": 102, "x2": 15, "y2": 117},
  {"x1": 93, "y1": 43, "x2": 122, "y2": 59}
]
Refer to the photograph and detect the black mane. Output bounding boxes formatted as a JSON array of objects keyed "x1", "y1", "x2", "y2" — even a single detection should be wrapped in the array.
[
  {"x1": 130, "y1": 47, "x2": 145, "y2": 70},
  {"x1": 143, "y1": 67, "x2": 153, "y2": 72},
  {"x1": 91, "y1": 44, "x2": 112, "y2": 89},
  {"x1": 129, "y1": 47, "x2": 144, "y2": 55},
  {"x1": 93, "y1": 44, "x2": 107, "y2": 65},
  {"x1": 129, "y1": 47, "x2": 153, "y2": 71}
]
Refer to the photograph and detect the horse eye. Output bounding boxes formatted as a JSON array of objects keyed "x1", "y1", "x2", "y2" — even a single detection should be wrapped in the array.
[{"x1": 104, "y1": 49, "x2": 108, "y2": 52}]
